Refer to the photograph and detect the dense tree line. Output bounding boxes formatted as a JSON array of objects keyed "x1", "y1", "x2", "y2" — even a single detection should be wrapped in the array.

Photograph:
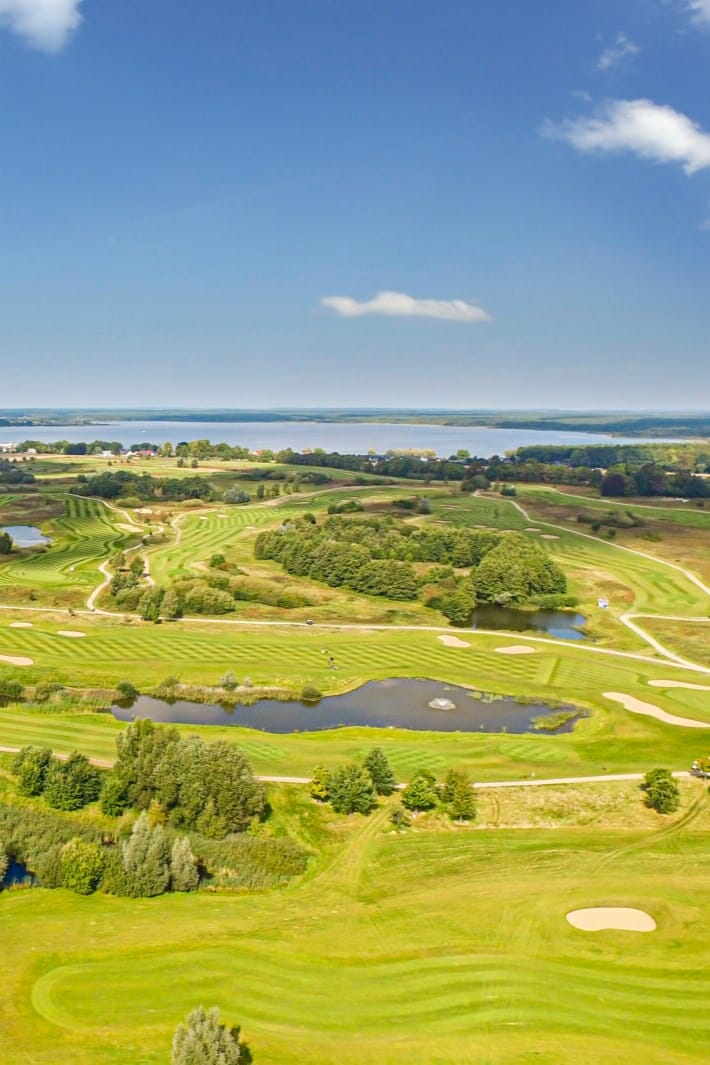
[
  {"x1": 255, "y1": 516, "x2": 566, "y2": 616},
  {"x1": 72, "y1": 470, "x2": 215, "y2": 501},
  {"x1": 0, "y1": 458, "x2": 35, "y2": 484},
  {"x1": 278, "y1": 448, "x2": 468, "y2": 481}
]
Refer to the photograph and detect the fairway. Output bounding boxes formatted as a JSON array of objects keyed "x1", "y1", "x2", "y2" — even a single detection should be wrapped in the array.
[{"x1": 3, "y1": 784, "x2": 709, "y2": 1065}]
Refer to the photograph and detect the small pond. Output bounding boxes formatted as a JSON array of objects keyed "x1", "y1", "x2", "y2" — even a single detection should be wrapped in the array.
[
  {"x1": 113, "y1": 679, "x2": 583, "y2": 735},
  {"x1": 470, "y1": 605, "x2": 587, "y2": 640},
  {"x1": 1, "y1": 861, "x2": 35, "y2": 889},
  {"x1": 1, "y1": 525, "x2": 50, "y2": 547}
]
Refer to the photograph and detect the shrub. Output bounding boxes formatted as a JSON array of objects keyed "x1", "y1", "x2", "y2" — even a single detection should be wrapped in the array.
[
  {"x1": 642, "y1": 768, "x2": 680, "y2": 814},
  {"x1": 301, "y1": 684, "x2": 322, "y2": 703}
]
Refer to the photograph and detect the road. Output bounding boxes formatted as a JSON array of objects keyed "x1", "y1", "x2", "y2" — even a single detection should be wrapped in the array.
[{"x1": 0, "y1": 749, "x2": 691, "y2": 789}]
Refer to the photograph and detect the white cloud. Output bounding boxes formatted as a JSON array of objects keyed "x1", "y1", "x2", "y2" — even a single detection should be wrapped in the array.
[
  {"x1": 320, "y1": 290, "x2": 491, "y2": 323},
  {"x1": 0, "y1": 0, "x2": 84, "y2": 52},
  {"x1": 687, "y1": 1, "x2": 710, "y2": 26},
  {"x1": 543, "y1": 98, "x2": 710, "y2": 174},
  {"x1": 596, "y1": 33, "x2": 640, "y2": 72}
]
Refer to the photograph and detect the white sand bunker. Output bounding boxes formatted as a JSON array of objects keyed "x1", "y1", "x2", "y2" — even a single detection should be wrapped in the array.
[
  {"x1": 0, "y1": 654, "x2": 33, "y2": 666},
  {"x1": 495, "y1": 645, "x2": 536, "y2": 655},
  {"x1": 604, "y1": 692, "x2": 709, "y2": 729},
  {"x1": 526, "y1": 527, "x2": 541, "y2": 533},
  {"x1": 9, "y1": 621, "x2": 33, "y2": 629},
  {"x1": 438, "y1": 635, "x2": 471, "y2": 648},
  {"x1": 567, "y1": 907, "x2": 656, "y2": 932},
  {"x1": 57, "y1": 630, "x2": 86, "y2": 639},
  {"x1": 541, "y1": 534, "x2": 559, "y2": 540},
  {"x1": 648, "y1": 680, "x2": 710, "y2": 693}
]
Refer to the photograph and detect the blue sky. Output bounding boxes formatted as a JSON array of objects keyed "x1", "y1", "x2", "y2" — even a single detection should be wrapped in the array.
[{"x1": 1, "y1": 0, "x2": 709, "y2": 409}]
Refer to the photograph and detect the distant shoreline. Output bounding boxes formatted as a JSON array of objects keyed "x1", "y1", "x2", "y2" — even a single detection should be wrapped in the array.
[{"x1": 1, "y1": 409, "x2": 709, "y2": 439}]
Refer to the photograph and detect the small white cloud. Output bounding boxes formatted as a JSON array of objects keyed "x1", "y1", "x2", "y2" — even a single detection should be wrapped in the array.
[
  {"x1": 320, "y1": 290, "x2": 491, "y2": 323},
  {"x1": 596, "y1": 33, "x2": 640, "y2": 72},
  {"x1": 687, "y1": 1, "x2": 710, "y2": 26},
  {"x1": 0, "y1": 0, "x2": 84, "y2": 53},
  {"x1": 543, "y1": 98, "x2": 710, "y2": 174}
]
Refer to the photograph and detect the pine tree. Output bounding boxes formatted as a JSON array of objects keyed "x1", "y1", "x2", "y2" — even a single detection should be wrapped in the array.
[
  {"x1": 363, "y1": 748, "x2": 397, "y2": 796},
  {"x1": 328, "y1": 765, "x2": 377, "y2": 815},
  {"x1": 121, "y1": 812, "x2": 170, "y2": 897},
  {"x1": 401, "y1": 769, "x2": 439, "y2": 812},
  {"x1": 446, "y1": 772, "x2": 476, "y2": 822},
  {"x1": 310, "y1": 765, "x2": 331, "y2": 802},
  {"x1": 171, "y1": 837, "x2": 199, "y2": 892},
  {"x1": 171, "y1": 1006, "x2": 248, "y2": 1064}
]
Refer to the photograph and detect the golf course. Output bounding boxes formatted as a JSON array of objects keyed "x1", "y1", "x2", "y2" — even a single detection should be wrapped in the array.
[{"x1": 1, "y1": 450, "x2": 709, "y2": 1064}]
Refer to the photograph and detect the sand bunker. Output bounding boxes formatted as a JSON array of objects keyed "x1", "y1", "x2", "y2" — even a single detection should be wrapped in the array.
[
  {"x1": 525, "y1": 527, "x2": 541, "y2": 532},
  {"x1": 57, "y1": 631, "x2": 86, "y2": 639},
  {"x1": 438, "y1": 635, "x2": 471, "y2": 648},
  {"x1": 9, "y1": 621, "x2": 32, "y2": 629},
  {"x1": 604, "y1": 691, "x2": 709, "y2": 729},
  {"x1": 541, "y1": 534, "x2": 559, "y2": 540},
  {"x1": 648, "y1": 680, "x2": 710, "y2": 692},
  {"x1": 495, "y1": 645, "x2": 536, "y2": 655},
  {"x1": 567, "y1": 907, "x2": 656, "y2": 932},
  {"x1": 0, "y1": 654, "x2": 33, "y2": 666}
]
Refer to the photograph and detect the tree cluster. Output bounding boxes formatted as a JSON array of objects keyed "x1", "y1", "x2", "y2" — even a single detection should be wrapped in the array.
[
  {"x1": 256, "y1": 518, "x2": 566, "y2": 617},
  {"x1": 72, "y1": 470, "x2": 215, "y2": 502},
  {"x1": 13, "y1": 746, "x2": 101, "y2": 811},
  {"x1": 101, "y1": 719, "x2": 266, "y2": 838},
  {"x1": 0, "y1": 458, "x2": 35, "y2": 484}
]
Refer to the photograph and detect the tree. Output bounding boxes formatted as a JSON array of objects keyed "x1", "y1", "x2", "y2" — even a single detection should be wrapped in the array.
[
  {"x1": 220, "y1": 671, "x2": 238, "y2": 692},
  {"x1": 328, "y1": 765, "x2": 377, "y2": 815},
  {"x1": 61, "y1": 838, "x2": 105, "y2": 895},
  {"x1": 13, "y1": 746, "x2": 53, "y2": 796},
  {"x1": 0, "y1": 841, "x2": 8, "y2": 883},
  {"x1": 363, "y1": 748, "x2": 397, "y2": 796},
  {"x1": 442, "y1": 582, "x2": 476, "y2": 626},
  {"x1": 310, "y1": 765, "x2": 331, "y2": 802},
  {"x1": 171, "y1": 1006, "x2": 248, "y2": 1064},
  {"x1": 402, "y1": 769, "x2": 439, "y2": 812},
  {"x1": 129, "y1": 555, "x2": 145, "y2": 577},
  {"x1": 121, "y1": 812, "x2": 171, "y2": 897},
  {"x1": 0, "y1": 531, "x2": 13, "y2": 554},
  {"x1": 224, "y1": 489, "x2": 251, "y2": 505},
  {"x1": 642, "y1": 768, "x2": 680, "y2": 814},
  {"x1": 170, "y1": 837, "x2": 200, "y2": 892},
  {"x1": 443, "y1": 770, "x2": 476, "y2": 822},
  {"x1": 389, "y1": 805, "x2": 411, "y2": 831},
  {"x1": 44, "y1": 753, "x2": 101, "y2": 811},
  {"x1": 115, "y1": 680, "x2": 139, "y2": 701},
  {"x1": 161, "y1": 589, "x2": 183, "y2": 620}
]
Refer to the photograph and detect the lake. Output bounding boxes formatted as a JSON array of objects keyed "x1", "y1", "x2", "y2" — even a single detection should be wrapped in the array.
[
  {"x1": 1, "y1": 525, "x2": 50, "y2": 547},
  {"x1": 0, "y1": 420, "x2": 684, "y2": 457},
  {"x1": 112, "y1": 679, "x2": 582, "y2": 734},
  {"x1": 470, "y1": 605, "x2": 588, "y2": 640}
]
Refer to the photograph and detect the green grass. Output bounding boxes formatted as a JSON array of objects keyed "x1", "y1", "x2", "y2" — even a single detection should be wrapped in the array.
[
  {"x1": 0, "y1": 497, "x2": 133, "y2": 599},
  {"x1": 1, "y1": 783, "x2": 709, "y2": 1064}
]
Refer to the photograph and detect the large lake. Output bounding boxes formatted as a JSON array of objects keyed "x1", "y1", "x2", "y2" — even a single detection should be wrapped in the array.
[{"x1": 0, "y1": 420, "x2": 684, "y2": 457}]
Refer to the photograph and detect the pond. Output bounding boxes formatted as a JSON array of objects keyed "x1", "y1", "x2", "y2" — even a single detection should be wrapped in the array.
[
  {"x1": 470, "y1": 605, "x2": 588, "y2": 640},
  {"x1": 1, "y1": 525, "x2": 50, "y2": 547},
  {"x1": 1, "y1": 860, "x2": 35, "y2": 889},
  {"x1": 112, "y1": 679, "x2": 583, "y2": 735}
]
